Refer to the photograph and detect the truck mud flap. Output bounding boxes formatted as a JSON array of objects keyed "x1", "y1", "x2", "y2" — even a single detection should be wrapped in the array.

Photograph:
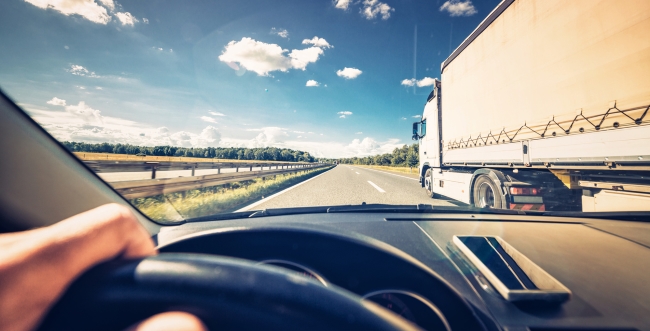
[{"x1": 509, "y1": 203, "x2": 545, "y2": 211}]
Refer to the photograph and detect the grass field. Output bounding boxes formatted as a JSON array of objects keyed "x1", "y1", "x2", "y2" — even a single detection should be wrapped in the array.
[
  {"x1": 353, "y1": 165, "x2": 419, "y2": 177},
  {"x1": 131, "y1": 166, "x2": 331, "y2": 223},
  {"x1": 74, "y1": 152, "x2": 300, "y2": 163}
]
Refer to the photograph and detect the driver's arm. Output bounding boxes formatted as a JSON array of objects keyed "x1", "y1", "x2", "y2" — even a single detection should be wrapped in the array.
[{"x1": 0, "y1": 203, "x2": 206, "y2": 331}]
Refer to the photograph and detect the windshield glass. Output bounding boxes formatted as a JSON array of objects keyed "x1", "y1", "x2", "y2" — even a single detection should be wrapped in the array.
[{"x1": 2, "y1": 0, "x2": 649, "y2": 223}]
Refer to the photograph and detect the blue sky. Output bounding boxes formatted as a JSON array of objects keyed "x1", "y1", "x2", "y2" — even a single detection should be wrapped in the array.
[{"x1": 0, "y1": 0, "x2": 500, "y2": 158}]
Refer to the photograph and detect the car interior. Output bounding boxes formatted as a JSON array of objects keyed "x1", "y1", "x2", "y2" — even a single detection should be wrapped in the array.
[{"x1": 3, "y1": 85, "x2": 650, "y2": 331}]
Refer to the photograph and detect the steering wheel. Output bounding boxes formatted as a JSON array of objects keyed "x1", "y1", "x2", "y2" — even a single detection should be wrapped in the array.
[{"x1": 37, "y1": 253, "x2": 421, "y2": 331}]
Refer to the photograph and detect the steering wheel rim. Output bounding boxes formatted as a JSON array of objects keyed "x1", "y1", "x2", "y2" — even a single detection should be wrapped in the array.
[{"x1": 37, "y1": 253, "x2": 420, "y2": 331}]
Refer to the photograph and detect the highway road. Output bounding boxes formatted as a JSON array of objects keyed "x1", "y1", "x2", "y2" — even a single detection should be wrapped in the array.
[{"x1": 238, "y1": 165, "x2": 463, "y2": 211}]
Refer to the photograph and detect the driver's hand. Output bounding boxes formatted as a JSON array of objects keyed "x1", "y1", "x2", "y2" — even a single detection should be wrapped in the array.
[{"x1": 0, "y1": 204, "x2": 205, "y2": 331}]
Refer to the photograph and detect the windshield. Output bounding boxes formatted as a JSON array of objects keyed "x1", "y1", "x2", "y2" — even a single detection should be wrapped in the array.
[{"x1": 2, "y1": 0, "x2": 649, "y2": 223}]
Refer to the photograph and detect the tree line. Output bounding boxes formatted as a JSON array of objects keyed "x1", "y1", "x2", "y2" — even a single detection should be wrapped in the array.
[
  {"x1": 61, "y1": 141, "x2": 316, "y2": 163},
  {"x1": 337, "y1": 144, "x2": 419, "y2": 167}
]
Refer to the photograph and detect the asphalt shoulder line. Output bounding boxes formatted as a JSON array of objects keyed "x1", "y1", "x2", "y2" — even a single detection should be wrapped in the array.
[
  {"x1": 235, "y1": 167, "x2": 335, "y2": 212},
  {"x1": 355, "y1": 167, "x2": 419, "y2": 181},
  {"x1": 367, "y1": 180, "x2": 386, "y2": 193}
]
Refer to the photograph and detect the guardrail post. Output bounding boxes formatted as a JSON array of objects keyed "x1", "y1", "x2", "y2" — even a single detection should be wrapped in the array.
[
  {"x1": 250, "y1": 166, "x2": 253, "y2": 172},
  {"x1": 191, "y1": 164, "x2": 196, "y2": 176},
  {"x1": 236, "y1": 167, "x2": 239, "y2": 172},
  {"x1": 217, "y1": 167, "x2": 221, "y2": 174},
  {"x1": 151, "y1": 166, "x2": 157, "y2": 179}
]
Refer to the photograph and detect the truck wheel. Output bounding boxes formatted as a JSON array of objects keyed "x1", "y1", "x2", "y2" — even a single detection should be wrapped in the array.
[
  {"x1": 473, "y1": 175, "x2": 503, "y2": 208},
  {"x1": 424, "y1": 169, "x2": 436, "y2": 198}
]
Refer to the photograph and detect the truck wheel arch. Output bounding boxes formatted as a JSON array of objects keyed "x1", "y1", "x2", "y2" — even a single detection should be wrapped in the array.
[
  {"x1": 420, "y1": 163, "x2": 430, "y2": 188},
  {"x1": 468, "y1": 168, "x2": 509, "y2": 208}
]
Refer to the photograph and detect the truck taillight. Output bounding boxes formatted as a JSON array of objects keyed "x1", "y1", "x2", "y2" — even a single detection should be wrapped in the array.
[{"x1": 509, "y1": 187, "x2": 540, "y2": 195}]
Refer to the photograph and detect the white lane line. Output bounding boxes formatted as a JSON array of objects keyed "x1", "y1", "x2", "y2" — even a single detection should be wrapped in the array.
[
  {"x1": 361, "y1": 167, "x2": 419, "y2": 181},
  {"x1": 367, "y1": 181, "x2": 386, "y2": 193},
  {"x1": 235, "y1": 168, "x2": 334, "y2": 212},
  {"x1": 355, "y1": 172, "x2": 360, "y2": 174}
]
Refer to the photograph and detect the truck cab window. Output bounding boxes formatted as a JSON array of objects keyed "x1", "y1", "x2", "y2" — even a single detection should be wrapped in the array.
[{"x1": 421, "y1": 120, "x2": 427, "y2": 137}]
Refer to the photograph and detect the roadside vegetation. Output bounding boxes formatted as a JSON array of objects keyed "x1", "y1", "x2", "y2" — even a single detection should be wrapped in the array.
[
  {"x1": 131, "y1": 167, "x2": 331, "y2": 223},
  {"x1": 62, "y1": 141, "x2": 317, "y2": 162},
  {"x1": 337, "y1": 144, "x2": 419, "y2": 168},
  {"x1": 74, "y1": 152, "x2": 292, "y2": 163},
  {"x1": 353, "y1": 165, "x2": 418, "y2": 176}
]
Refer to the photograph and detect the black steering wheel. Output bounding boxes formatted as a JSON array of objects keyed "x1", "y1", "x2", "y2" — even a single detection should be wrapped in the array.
[{"x1": 38, "y1": 253, "x2": 420, "y2": 331}]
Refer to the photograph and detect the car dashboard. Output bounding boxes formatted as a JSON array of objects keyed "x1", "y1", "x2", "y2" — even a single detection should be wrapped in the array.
[{"x1": 155, "y1": 212, "x2": 650, "y2": 331}]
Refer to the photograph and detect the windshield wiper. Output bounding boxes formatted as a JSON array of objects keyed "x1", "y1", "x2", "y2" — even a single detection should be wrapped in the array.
[
  {"x1": 184, "y1": 203, "x2": 650, "y2": 223},
  {"x1": 184, "y1": 204, "x2": 531, "y2": 223}
]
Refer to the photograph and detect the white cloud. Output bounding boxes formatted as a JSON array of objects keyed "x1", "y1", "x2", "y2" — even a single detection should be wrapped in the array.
[
  {"x1": 219, "y1": 38, "x2": 328, "y2": 76},
  {"x1": 142, "y1": 17, "x2": 149, "y2": 24},
  {"x1": 412, "y1": 115, "x2": 421, "y2": 118},
  {"x1": 47, "y1": 97, "x2": 66, "y2": 106},
  {"x1": 97, "y1": 0, "x2": 114, "y2": 11},
  {"x1": 67, "y1": 64, "x2": 100, "y2": 78},
  {"x1": 27, "y1": 105, "x2": 222, "y2": 148},
  {"x1": 440, "y1": 0, "x2": 477, "y2": 17},
  {"x1": 416, "y1": 77, "x2": 436, "y2": 87},
  {"x1": 289, "y1": 47, "x2": 324, "y2": 71},
  {"x1": 336, "y1": 67, "x2": 362, "y2": 79},
  {"x1": 96, "y1": 86, "x2": 103, "y2": 90},
  {"x1": 361, "y1": 0, "x2": 394, "y2": 20},
  {"x1": 65, "y1": 101, "x2": 103, "y2": 124},
  {"x1": 24, "y1": 0, "x2": 111, "y2": 24},
  {"x1": 401, "y1": 78, "x2": 416, "y2": 87},
  {"x1": 338, "y1": 111, "x2": 353, "y2": 118},
  {"x1": 302, "y1": 36, "x2": 332, "y2": 49},
  {"x1": 356, "y1": 132, "x2": 363, "y2": 134},
  {"x1": 401, "y1": 77, "x2": 437, "y2": 87},
  {"x1": 219, "y1": 38, "x2": 290, "y2": 76},
  {"x1": 208, "y1": 111, "x2": 225, "y2": 116},
  {"x1": 115, "y1": 11, "x2": 138, "y2": 26},
  {"x1": 218, "y1": 126, "x2": 402, "y2": 158},
  {"x1": 200, "y1": 116, "x2": 217, "y2": 123},
  {"x1": 334, "y1": 0, "x2": 351, "y2": 10},
  {"x1": 270, "y1": 27, "x2": 289, "y2": 38},
  {"x1": 401, "y1": 117, "x2": 407, "y2": 120},
  {"x1": 251, "y1": 127, "x2": 289, "y2": 147},
  {"x1": 306, "y1": 80, "x2": 320, "y2": 87},
  {"x1": 345, "y1": 137, "x2": 401, "y2": 156}
]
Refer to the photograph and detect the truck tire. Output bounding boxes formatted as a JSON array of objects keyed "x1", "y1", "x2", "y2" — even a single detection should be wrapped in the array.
[
  {"x1": 424, "y1": 169, "x2": 436, "y2": 198},
  {"x1": 473, "y1": 175, "x2": 503, "y2": 208}
]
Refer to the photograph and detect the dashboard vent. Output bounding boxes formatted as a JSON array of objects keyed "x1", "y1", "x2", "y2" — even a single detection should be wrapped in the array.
[{"x1": 453, "y1": 236, "x2": 571, "y2": 303}]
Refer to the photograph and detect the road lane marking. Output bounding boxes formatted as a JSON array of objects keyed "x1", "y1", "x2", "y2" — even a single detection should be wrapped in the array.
[
  {"x1": 361, "y1": 167, "x2": 419, "y2": 181},
  {"x1": 368, "y1": 181, "x2": 386, "y2": 193},
  {"x1": 235, "y1": 167, "x2": 335, "y2": 212},
  {"x1": 355, "y1": 172, "x2": 360, "y2": 175}
]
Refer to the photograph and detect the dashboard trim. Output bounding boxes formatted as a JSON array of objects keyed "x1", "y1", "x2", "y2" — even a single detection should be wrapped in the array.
[{"x1": 256, "y1": 259, "x2": 329, "y2": 286}]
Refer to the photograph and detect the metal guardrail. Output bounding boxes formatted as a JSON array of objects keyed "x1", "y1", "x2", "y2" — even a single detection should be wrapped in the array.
[
  {"x1": 84, "y1": 160, "x2": 317, "y2": 179},
  {"x1": 107, "y1": 163, "x2": 331, "y2": 199}
]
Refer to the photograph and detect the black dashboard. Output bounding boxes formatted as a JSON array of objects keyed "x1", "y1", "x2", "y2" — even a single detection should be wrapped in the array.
[{"x1": 155, "y1": 212, "x2": 650, "y2": 331}]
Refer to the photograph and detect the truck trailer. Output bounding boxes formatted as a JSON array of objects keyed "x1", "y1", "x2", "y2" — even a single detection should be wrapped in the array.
[{"x1": 413, "y1": 0, "x2": 650, "y2": 212}]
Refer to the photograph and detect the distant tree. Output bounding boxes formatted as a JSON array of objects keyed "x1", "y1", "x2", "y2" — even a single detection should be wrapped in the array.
[{"x1": 406, "y1": 152, "x2": 418, "y2": 168}]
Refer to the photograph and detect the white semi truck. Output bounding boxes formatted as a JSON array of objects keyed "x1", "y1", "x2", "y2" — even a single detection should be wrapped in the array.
[{"x1": 413, "y1": 0, "x2": 650, "y2": 212}]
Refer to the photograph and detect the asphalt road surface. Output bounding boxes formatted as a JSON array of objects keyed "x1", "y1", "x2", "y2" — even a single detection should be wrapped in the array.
[{"x1": 238, "y1": 165, "x2": 463, "y2": 211}]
